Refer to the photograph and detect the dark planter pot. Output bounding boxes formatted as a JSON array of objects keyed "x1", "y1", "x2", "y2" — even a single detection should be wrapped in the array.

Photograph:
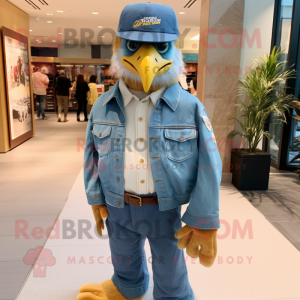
[{"x1": 231, "y1": 149, "x2": 271, "y2": 190}]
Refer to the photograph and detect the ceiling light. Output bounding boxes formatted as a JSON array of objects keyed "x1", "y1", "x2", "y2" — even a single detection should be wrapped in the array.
[
  {"x1": 57, "y1": 10, "x2": 63, "y2": 13},
  {"x1": 190, "y1": 34, "x2": 200, "y2": 40},
  {"x1": 47, "y1": 13, "x2": 53, "y2": 15},
  {"x1": 52, "y1": 40, "x2": 56, "y2": 42},
  {"x1": 98, "y1": 26, "x2": 103, "y2": 28},
  {"x1": 58, "y1": 33, "x2": 63, "y2": 35},
  {"x1": 47, "y1": 21, "x2": 52, "y2": 23},
  {"x1": 29, "y1": 29, "x2": 33, "y2": 32},
  {"x1": 179, "y1": 12, "x2": 186, "y2": 14},
  {"x1": 92, "y1": 12, "x2": 99, "y2": 14},
  {"x1": 66, "y1": 41, "x2": 70, "y2": 43}
]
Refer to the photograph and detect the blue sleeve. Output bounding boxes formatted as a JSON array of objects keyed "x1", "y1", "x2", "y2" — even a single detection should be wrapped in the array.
[
  {"x1": 83, "y1": 108, "x2": 106, "y2": 205},
  {"x1": 181, "y1": 107, "x2": 222, "y2": 229}
]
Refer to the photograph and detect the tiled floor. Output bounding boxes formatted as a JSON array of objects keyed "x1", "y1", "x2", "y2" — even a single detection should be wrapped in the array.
[
  {"x1": 240, "y1": 173, "x2": 300, "y2": 251},
  {"x1": 16, "y1": 172, "x2": 300, "y2": 300},
  {"x1": 0, "y1": 113, "x2": 87, "y2": 300},
  {"x1": 1, "y1": 114, "x2": 300, "y2": 299}
]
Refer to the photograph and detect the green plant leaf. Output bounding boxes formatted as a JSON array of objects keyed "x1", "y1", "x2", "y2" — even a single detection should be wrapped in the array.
[{"x1": 229, "y1": 46, "x2": 298, "y2": 154}]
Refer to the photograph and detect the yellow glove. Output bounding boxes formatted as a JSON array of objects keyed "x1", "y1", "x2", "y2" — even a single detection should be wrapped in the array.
[
  {"x1": 175, "y1": 225, "x2": 217, "y2": 267},
  {"x1": 91, "y1": 205, "x2": 109, "y2": 236}
]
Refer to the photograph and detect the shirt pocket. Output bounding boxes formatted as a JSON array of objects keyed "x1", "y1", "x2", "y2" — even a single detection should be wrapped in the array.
[
  {"x1": 164, "y1": 128, "x2": 197, "y2": 162},
  {"x1": 92, "y1": 124, "x2": 112, "y2": 156}
]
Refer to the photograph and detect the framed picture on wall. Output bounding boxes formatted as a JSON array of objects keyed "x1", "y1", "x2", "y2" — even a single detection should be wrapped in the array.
[{"x1": 2, "y1": 27, "x2": 33, "y2": 149}]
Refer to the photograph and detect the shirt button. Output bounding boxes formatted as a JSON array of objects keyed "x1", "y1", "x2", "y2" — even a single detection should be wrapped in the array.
[
  {"x1": 140, "y1": 159, "x2": 144, "y2": 163},
  {"x1": 116, "y1": 177, "x2": 120, "y2": 181},
  {"x1": 179, "y1": 136, "x2": 184, "y2": 141},
  {"x1": 116, "y1": 157, "x2": 119, "y2": 161},
  {"x1": 142, "y1": 99, "x2": 147, "y2": 103},
  {"x1": 140, "y1": 180, "x2": 145, "y2": 184},
  {"x1": 138, "y1": 117, "x2": 143, "y2": 122},
  {"x1": 139, "y1": 138, "x2": 144, "y2": 143},
  {"x1": 117, "y1": 201, "x2": 120, "y2": 205}
]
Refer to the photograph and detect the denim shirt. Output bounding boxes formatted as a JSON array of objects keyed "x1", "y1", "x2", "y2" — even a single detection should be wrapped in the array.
[{"x1": 84, "y1": 82, "x2": 222, "y2": 229}]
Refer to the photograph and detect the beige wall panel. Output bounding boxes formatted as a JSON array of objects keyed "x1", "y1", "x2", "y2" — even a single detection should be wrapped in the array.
[{"x1": 197, "y1": 0, "x2": 245, "y2": 177}]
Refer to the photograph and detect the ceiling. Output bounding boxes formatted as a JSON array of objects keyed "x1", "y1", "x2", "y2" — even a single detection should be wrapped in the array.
[{"x1": 9, "y1": 0, "x2": 201, "y2": 50}]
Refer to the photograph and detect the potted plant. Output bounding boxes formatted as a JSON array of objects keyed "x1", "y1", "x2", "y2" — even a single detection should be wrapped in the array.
[{"x1": 228, "y1": 47, "x2": 299, "y2": 190}]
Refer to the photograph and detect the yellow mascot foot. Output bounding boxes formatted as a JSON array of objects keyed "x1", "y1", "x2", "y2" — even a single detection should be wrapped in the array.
[{"x1": 77, "y1": 279, "x2": 144, "y2": 300}]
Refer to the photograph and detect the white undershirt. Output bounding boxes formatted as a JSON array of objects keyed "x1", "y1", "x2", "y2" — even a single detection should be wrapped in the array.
[{"x1": 119, "y1": 79, "x2": 165, "y2": 195}]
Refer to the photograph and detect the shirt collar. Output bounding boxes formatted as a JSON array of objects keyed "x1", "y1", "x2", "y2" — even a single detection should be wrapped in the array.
[
  {"x1": 119, "y1": 78, "x2": 165, "y2": 107},
  {"x1": 103, "y1": 80, "x2": 181, "y2": 112},
  {"x1": 119, "y1": 79, "x2": 134, "y2": 107}
]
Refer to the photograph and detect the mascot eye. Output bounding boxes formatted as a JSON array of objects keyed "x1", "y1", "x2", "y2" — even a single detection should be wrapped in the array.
[
  {"x1": 156, "y1": 43, "x2": 169, "y2": 54},
  {"x1": 126, "y1": 41, "x2": 140, "y2": 52}
]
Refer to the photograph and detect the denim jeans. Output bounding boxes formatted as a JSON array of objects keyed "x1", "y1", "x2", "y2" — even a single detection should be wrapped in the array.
[
  {"x1": 36, "y1": 95, "x2": 46, "y2": 118},
  {"x1": 77, "y1": 97, "x2": 87, "y2": 119},
  {"x1": 105, "y1": 200, "x2": 195, "y2": 300},
  {"x1": 57, "y1": 95, "x2": 69, "y2": 118}
]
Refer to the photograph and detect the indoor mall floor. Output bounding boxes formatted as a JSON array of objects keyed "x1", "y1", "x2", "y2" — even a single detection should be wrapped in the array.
[{"x1": 0, "y1": 113, "x2": 300, "y2": 300}]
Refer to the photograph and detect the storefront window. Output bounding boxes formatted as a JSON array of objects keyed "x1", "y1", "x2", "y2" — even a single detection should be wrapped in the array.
[
  {"x1": 287, "y1": 52, "x2": 300, "y2": 166},
  {"x1": 277, "y1": 0, "x2": 293, "y2": 66},
  {"x1": 268, "y1": 0, "x2": 294, "y2": 165}
]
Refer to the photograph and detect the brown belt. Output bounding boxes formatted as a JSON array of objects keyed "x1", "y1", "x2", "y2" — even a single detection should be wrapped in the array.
[{"x1": 124, "y1": 192, "x2": 158, "y2": 207}]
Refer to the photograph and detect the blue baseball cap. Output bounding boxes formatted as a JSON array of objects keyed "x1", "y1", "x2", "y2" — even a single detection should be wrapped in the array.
[{"x1": 117, "y1": 2, "x2": 179, "y2": 43}]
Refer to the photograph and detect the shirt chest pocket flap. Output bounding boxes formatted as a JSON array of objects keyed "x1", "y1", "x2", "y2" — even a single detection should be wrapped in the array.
[
  {"x1": 165, "y1": 128, "x2": 197, "y2": 162},
  {"x1": 92, "y1": 124, "x2": 112, "y2": 156}
]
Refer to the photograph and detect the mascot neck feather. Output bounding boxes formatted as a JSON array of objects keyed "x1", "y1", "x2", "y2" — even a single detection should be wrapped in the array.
[{"x1": 109, "y1": 37, "x2": 185, "y2": 93}]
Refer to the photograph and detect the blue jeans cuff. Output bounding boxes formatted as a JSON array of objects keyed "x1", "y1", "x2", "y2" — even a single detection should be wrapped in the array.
[
  {"x1": 112, "y1": 274, "x2": 149, "y2": 299},
  {"x1": 86, "y1": 192, "x2": 106, "y2": 205}
]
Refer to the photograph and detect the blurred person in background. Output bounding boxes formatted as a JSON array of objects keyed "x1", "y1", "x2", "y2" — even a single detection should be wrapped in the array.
[
  {"x1": 87, "y1": 75, "x2": 98, "y2": 116},
  {"x1": 32, "y1": 66, "x2": 49, "y2": 120},
  {"x1": 55, "y1": 70, "x2": 72, "y2": 122},
  {"x1": 75, "y1": 74, "x2": 90, "y2": 122}
]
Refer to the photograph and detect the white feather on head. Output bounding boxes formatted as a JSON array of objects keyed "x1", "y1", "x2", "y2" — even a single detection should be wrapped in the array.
[{"x1": 109, "y1": 37, "x2": 185, "y2": 92}]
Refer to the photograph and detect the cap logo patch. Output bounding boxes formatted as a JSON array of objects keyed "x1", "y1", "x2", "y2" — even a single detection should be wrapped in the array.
[
  {"x1": 133, "y1": 17, "x2": 161, "y2": 28},
  {"x1": 202, "y1": 116, "x2": 212, "y2": 132}
]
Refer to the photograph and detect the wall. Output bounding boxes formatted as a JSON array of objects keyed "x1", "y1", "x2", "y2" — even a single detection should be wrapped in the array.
[
  {"x1": 57, "y1": 45, "x2": 112, "y2": 59},
  {"x1": 0, "y1": 0, "x2": 32, "y2": 152},
  {"x1": 197, "y1": 0, "x2": 246, "y2": 180},
  {"x1": 235, "y1": 0, "x2": 275, "y2": 149},
  {"x1": 100, "y1": 45, "x2": 113, "y2": 59},
  {"x1": 57, "y1": 44, "x2": 92, "y2": 59}
]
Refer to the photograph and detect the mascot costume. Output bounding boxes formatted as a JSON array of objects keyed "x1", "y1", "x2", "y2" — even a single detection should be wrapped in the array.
[{"x1": 79, "y1": 3, "x2": 222, "y2": 300}]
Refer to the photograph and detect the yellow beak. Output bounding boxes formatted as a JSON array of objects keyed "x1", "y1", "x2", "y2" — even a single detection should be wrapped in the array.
[{"x1": 122, "y1": 43, "x2": 173, "y2": 92}]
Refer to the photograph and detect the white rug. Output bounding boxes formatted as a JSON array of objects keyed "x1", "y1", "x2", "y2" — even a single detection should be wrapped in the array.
[{"x1": 17, "y1": 170, "x2": 300, "y2": 300}]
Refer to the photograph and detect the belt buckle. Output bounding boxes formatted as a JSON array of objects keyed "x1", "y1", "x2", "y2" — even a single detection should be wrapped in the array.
[{"x1": 128, "y1": 193, "x2": 142, "y2": 206}]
